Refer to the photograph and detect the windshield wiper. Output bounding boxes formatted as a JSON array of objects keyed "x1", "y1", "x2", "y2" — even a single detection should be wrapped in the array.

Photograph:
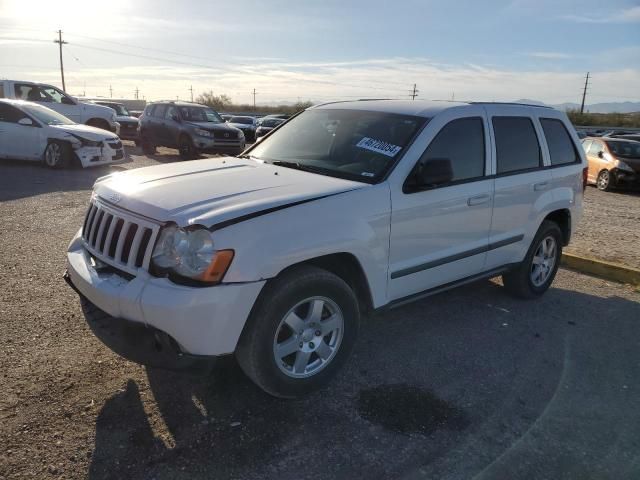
[{"x1": 270, "y1": 160, "x2": 326, "y2": 174}]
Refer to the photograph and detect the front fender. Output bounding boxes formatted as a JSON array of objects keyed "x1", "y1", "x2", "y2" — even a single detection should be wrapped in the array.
[{"x1": 213, "y1": 184, "x2": 392, "y2": 308}]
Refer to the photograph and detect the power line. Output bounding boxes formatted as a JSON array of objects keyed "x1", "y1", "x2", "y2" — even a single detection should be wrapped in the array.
[{"x1": 53, "y1": 30, "x2": 68, "y2": 91}]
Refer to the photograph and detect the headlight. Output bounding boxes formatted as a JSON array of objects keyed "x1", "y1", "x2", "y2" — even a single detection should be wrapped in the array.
[
  {"x1": 194, "y1": 128, "x2": 212, "y2": 138},
  {"x1": 151, "y1": 225, "x2": 234, "y2": 284},
  {"x1": 69, "y1": 133, "x2": 103, "y2": 148},
  {"x1": 616, "y1": 161, "x2": 634, "y2": 173},
  {"x1": 237, "y1": 130, "x2": 244, "y2": 139}
]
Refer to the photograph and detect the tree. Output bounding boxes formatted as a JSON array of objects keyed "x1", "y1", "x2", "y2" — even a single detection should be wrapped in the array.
[{"x1": 195, "y1": 91, "x2": 232, "y2": 110}]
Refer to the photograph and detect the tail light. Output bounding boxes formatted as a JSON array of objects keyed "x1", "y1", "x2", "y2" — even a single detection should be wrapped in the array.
[{"x1": 582, "y1": 167, "x2": 588, "y2": 191}]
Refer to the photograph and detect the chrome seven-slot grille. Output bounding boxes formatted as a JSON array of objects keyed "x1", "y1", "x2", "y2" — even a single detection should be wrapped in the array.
[{"x1": 81, "y1": 198, "x2": 161, "y2": 276}]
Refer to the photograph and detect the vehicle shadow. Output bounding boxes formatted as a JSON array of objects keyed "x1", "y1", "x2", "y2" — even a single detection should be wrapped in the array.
[{"x1": 87, "y1": 276, "x2": 640, "y2": 480}]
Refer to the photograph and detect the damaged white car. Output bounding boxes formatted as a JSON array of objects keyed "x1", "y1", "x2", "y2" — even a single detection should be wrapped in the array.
[{"x1": 0, "y1": 99, "x2": 125, "y2": 168}]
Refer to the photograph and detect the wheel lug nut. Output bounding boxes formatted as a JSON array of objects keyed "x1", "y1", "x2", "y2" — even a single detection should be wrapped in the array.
[
  {"x1": 299, "y1": 342, "x2": 303, "y2": 348},
  {"x1": 309, "y1": 342, "x2": 315, "y2": 349},
  {"x1": 315, "y1": 330, "x2": 321, "y2": 336}
]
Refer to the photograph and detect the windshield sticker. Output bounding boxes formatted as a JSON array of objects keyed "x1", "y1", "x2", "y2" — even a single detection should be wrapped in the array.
[{"x1": 356, "y1": 137, "x2": 402, "y2": 157}]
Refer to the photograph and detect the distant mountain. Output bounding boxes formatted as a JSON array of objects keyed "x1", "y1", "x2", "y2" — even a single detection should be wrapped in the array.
[{"x1": 513, "y1": 99, "x2": 640, "y2": 114}]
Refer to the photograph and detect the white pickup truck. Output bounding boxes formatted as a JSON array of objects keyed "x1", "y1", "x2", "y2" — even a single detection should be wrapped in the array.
[
  {"x1": 65, "y1": 100, "x2": 586, "y2": 398},
  {"x1": 0, "y1": 80, "x2": 119, "y2": 133}
]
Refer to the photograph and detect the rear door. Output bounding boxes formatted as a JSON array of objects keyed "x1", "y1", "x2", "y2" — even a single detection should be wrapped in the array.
[
  {"x1": 0, "y1": 103, "x2": 43, "y2": 160},
  {"x1": 388, "y1": 106, "x2": 494, "y2": 300},
  {"x1": 149, "y1": 104, "x2": 167, "y2": 145},
  {"x1": 483, "y1": 105, "x2": 553, "y2": 270}
]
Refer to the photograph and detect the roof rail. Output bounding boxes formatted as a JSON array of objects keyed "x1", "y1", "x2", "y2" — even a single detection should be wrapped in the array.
[{"x1": 470, "y1": 101, "x2": 553, "y2": 109}]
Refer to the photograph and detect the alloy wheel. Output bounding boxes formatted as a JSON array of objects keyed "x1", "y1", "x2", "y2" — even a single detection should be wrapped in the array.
[
  {"x1": 273, "y1": 296, "x2": 344, "y2": 378},
  {"x1": 530, "y1": 235, "x2": 557, "y2": 287},
  {"x1": 45, "y1": 143, "x2": 62, "y2": 167}
]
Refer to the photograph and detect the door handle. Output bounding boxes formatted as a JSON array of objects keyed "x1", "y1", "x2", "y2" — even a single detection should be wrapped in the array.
[
  {"x1": 533, "y1": 181, "x2": 548, "y2": 191},
  {"x1": 467, "y1": 194, "x2": 491, "y2": 206}
]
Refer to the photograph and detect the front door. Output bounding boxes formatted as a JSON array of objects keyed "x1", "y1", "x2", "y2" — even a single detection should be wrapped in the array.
[{"x1": 388, "y1": 106, "x2": 494, "y2": 301}]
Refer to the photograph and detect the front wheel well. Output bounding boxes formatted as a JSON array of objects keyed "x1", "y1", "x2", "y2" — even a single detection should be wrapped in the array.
[
  {"x1": 86, "y1": 118, "x2": 110, "y2": 130},
  {"x1": 543, "y1": 209, "x2": 571, "y2": 246},
  {"x1": 277, "y1": 253, "x2": 374, "y2": 317}
]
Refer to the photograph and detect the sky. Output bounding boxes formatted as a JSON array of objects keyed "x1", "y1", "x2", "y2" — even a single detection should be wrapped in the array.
[{"x1": 0, "y1": 0, "x2": 639, "y2": 105}]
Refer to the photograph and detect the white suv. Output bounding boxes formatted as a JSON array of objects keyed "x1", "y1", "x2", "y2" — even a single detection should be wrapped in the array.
[{"x1": 65, "y1": 100, "x2": 586, "y2": 398}]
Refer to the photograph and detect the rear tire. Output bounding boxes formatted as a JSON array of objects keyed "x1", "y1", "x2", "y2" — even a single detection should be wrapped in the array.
[
  {"x1": 596, "y1": 169, "x2": 612, "y2": 191},
  {"x1": 236, "y1": 265, "x2": 360, "y2": 398},
  {"x1": 42, "y1": 141, "x2": 71, "y2": 169},
  {"x1": 502, "y1": 220, "x2": 563, "y2": 299},
  {"x1": 140, "y1": 136, "x2": 156, "y2": 155}
]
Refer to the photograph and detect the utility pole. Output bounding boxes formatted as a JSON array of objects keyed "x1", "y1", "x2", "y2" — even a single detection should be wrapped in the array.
[
  {"x1": 580, "y1": 72, "x2": 590, "y2": 114},
  {"x1": 53, "y1": 30, "x2": 68, "y2": 92},
  {"x1": 252, "y1": 88, "x2": 257, "y2": 109},
  {"x1": 189, "y1": 85, "x2": 194, "y2": 102},
  {"x1": 109, "y1": 85, "x2": 113, "y2": 98},
  {"x1": 134, "y1": 87, "x2": 139, "y2": 100},
  {"x1": 409, "y1": 83, "x2": 419, "y2": 100}
]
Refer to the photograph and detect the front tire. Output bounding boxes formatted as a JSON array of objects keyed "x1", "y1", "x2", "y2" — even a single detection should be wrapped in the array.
[
  {"x1": 179, "y1": 135, "x2": 197, "y2": 160},
  {"x1": 43, "y1": 141, "x2": 71, "y2": 169},
  {"x1": 140, "y1": 135, "x2": 155, "y2": 155},
  {"x1": 236, "y1": 265, "x2": 360, "y2": 398},
  {"x1": 502, "y1": 220, "x2": 563, "y2": 299}
]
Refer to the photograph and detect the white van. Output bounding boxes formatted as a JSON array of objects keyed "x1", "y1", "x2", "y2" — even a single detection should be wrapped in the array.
[{"x1": 0, "y1": 80, "x2": 119, "y2": 134}]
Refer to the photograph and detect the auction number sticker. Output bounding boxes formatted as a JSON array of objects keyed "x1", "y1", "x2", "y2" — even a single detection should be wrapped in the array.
[{"x1": 356, "y1": 137, "x2": 402, "y2": 157}]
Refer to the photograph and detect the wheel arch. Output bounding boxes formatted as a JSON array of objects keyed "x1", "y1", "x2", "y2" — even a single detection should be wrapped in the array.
[
  {"x1": 86, "y1": 118, "x2": 110, "y2": 129},
  {"x1": 543, "y1": 209, "x2": 571, "y2": 246},
  {"x1": 275, "y1": 253, "x2": 375, "y2": 317}
]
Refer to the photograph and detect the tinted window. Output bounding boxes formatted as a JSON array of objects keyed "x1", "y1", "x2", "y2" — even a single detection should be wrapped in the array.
[
  {"x1": 540, "y1": 118, "x2": 579, "y2": 166},
  {"x1": 0, "y1": 103, "x2": 24, "y2": 123},
  {"x1": 165, "y1": 105, "x2": 178, "y2": 120},
  {"x1": 413, "y1": 117, "x2": 485, "y2": 185},
  {"x1": 0, "y1": 84, "x2": 4, "y2": 98},
  {"x1": 493, "y1": 117, "x2": 541, "y2": 174},
  {"x1": 154, "y1": 105, "x2": 167, "y2": 118},
  {"x1": 605, "y1": 140, "x2": 640, "y2": 159},
  {"x1": 15, "y1": 84, "x2": 45, "y2": 102}
]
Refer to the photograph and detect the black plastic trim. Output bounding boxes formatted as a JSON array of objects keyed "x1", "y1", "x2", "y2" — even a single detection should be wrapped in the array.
[{"x1": 390, "y1": 234, "x2": 524, "y2": 279}]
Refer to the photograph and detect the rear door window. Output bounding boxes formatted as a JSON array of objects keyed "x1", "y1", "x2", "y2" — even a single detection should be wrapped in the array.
[
  {"x1": 581, "y1": 139, "x2": 592, "y2": 153},
  {"x1": 0, "y1": 103, "x2": 24, "y2": 123},
  {"x1": 587, "y1": 141, "x2": 603, "y2": 156},
  {"x1": 540, "y1": 118, "x2": 579, "y2": 166},
  {"x1": 493, "y1": 116, "x2": 541, "y2": 174},
  {"x1": 154, "y1": 105, "x2": 167, "y2": 118}
]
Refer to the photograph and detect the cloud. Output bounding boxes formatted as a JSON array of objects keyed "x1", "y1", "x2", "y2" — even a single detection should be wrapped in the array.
[
  {"x1": 528, "y1": 51, "x2": 573, "y2": 60},
  {"x1": 560, "y1": 6, "x2": 640, "y2": 23}
]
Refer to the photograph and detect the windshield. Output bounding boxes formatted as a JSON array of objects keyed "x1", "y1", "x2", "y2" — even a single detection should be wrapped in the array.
[
  {"x1": 100, "y1": 103, "x2": 129, "y2": 116},
  {"x1": 606, "y1": 140, "x2": 640, "y2": 159},
  {"x1": 179, "y1": 106, "x2": 223, "y2": 123},
  {"x1": 230, "y1": 116, "x2": 254, "y2": 125},
  {"x1": 21, "y1": 104, "x2": 75, "y2": 126},
  {"x1": 248, "y1": 109, "x2": 426, "y2": 183},
  {"x1": 261, "y1": 118, "x2": 284, "y2": 128}
]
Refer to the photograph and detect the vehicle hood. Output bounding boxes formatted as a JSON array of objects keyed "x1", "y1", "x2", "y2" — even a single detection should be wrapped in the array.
[
  {"x1": 79, "y1": 102, "x2": 115, "y2": 121},
  {"x1": 186, "y1": 122, "x2": 238, "y2": 132},
  {"x1": 228, "y1": 122, "x2": 254, "y2": 129},
  {"x1": 50, "y1": 123, "x2": 119, "y2": 141},
  {"x1": 115, "y1": 115, "x2": 139, "y2": 123},
  {"x1": 93, "y1": 157, "x2": 366, "y2": 227},
  {"x1": 618, "y1": 156, "x2": 640, "y2": 174}
]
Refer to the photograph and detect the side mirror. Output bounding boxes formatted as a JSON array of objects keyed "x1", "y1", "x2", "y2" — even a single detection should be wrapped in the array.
[
  {"x1": 62, "y1": 96, "x2": 76, "y2": 105},
  {"x1": 597, "y1": 151, "x2": 604, "y2": 159},
  {"x1": 18, "y1": 117, "x2": 33, "y2": 126},
  {"x1": 418, "y1": 158, "x2": 454, "y2": 187}
]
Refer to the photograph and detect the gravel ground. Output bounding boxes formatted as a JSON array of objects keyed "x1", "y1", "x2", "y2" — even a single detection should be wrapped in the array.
[
  {"x1": 1, "y1": 145, "x2": 640, "y2": 480},
  {"x1": 566, "y1": 186, "x2": 640, "y2": 269}
]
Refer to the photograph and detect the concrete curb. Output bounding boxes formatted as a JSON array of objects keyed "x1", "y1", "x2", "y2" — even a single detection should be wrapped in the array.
[{"x1": 561, "y1": 252, "x2": 640, "y2": 286}]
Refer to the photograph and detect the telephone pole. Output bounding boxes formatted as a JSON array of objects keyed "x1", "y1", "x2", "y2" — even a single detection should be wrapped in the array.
[
  {"x1": 189, "y1": 85, "x2": 194, "y2": 102},
  {"x1": 53, "y1": 30, "x2": 68, "y2": 92},
  {"x1": 252, "y1": 88, "x2": 257, "y2": 109},
  {"x1": 580, "y1": 72, "x2": 590, "y2": 114},
  {"x1": 109, "y1": 85, "x2": 113, "y2": 98},
  {"x1": 409, "y1": 83, "x2": 419, "y2": 100},
  {"x1": 134, "y1": 87, "x2": 139, "y2": 100}
]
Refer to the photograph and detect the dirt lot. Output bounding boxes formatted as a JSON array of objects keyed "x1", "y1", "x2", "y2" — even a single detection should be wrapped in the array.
[
  {"x1": 1, "y1": 146, "x2": 640, "y2": 480},
  {"x1": 566, "y1": 187, "x2": 640, "y2": 268}
]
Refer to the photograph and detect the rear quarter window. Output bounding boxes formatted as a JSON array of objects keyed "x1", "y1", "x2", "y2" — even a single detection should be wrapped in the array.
[
  {"x1": 540, "y1": 118, "x2": 580, "y2": 166},
  {"x1": 493, "y1": 116, "x2": 541, "y2": 174}
]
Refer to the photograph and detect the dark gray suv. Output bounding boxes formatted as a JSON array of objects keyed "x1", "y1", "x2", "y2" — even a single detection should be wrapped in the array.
[{"x1": 138, "y1": 101, "x2": 246, "y2": 159}]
